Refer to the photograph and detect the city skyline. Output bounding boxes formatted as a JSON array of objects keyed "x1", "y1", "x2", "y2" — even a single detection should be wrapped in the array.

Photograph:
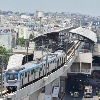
[{"x1": 0, "y1": 0, "x2": 100, "y2": 16}]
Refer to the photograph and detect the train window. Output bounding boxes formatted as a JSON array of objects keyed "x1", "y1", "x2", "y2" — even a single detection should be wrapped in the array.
[
  {"x1": 24, "y1": 73, "x2": 25, "y2": 77},
  {"x1": 36, "y1": 68, "x2": 39, "y2": 72},
  {"x1": 64, "y1": 58, "x2": 65, "y2": 62},
  {"x1": 6, "y1": 75, "x2": 9, "y2": 79},
  {"x1": 29, "y1": 71, "x2": 31, "y2": 76},
  {"x1": 42, "y1": 65, "x2": 43, "y2": 68},
  {"x1": 33, "y1": 69, "x2": 34, "y2": 73},
  {"x1": 21, "y1": 73, "x2": 24, "y2": 76},
  {"x1": 25, "y1": 72, "x2": 27, "y2": 77},
  {"x1": 61, "y1": 57, "x2": 62, "y2": 62},
  {"x1": 34, "y1": 69, "x2": 36, "y2": 73},
  {"x1": 58, "y1": 59, "x2": 59, "y2": 64},
  {"x1": 48, "y1": 63, "x2": 49, "y2": 68},
  {"x1": 40, "y1": 68, "x2": 42, "y2": 71},
  {"x1": 58, "y1": 58, "x2": 60, "y2": 62},
  {"x1": 31, "y1": 69, "x2": 34, "y2": 75},
  {"x1": 62, "y1": 57, "x2": 63, "y2": 62},
  {"x1": 10, "y1": 75, "x2": 13, "y2": 80},
  {"x1": 50, "y1": 61, "x2": 52, "y2": 64},
  {"x1": 34, "y1": 68, "x2": 38, "y2": 73},
  {"x1": 6, "y1": 73, "x2": 18, "y2": 80},
  {"x1": 23, "y1": 73, "x2": 25, "y2": 77},
  {"x1": 15, "y1": 75, "x2": 18, "y2": 79}
]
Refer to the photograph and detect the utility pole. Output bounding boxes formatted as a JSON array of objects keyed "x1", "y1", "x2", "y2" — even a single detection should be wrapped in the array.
[
  {"x1": 40, "y1": 17, "x2": 42, "y2": 34},
  {"x1": 24, "y1": 28, "x2": 29, "y2": 63},
  {"x1": 37, "y1": 11, "x2": 44, "y2": 56},
  {"x1": 64, "y1": 35, "x2": 69, "y2": 64},
  {"x1": 0, "y1": 17, "x2": 1, "y2": 24},
  {"x1": 42, "y1": 36, "x2": 44, "y2": 56},
  {"x1": 45, "y1": 46, "x2": 48, "y2": 76},
  {"x1": 26, "y1": 39, "x2": 29, "y2": 63},
  {"x1": 80, "y1": 19, "x2": 82, "y2": 27},
  {"x1": 0, "y1": 55, "x2": 4, "y2": 98}
]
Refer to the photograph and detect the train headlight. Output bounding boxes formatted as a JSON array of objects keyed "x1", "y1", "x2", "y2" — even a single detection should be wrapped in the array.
[{"x1": 15, "y1": 79, "x2": 17, "y2": 82}]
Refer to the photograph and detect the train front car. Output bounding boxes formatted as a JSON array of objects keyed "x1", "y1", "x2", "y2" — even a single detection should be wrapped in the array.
[{"x1": 4, "y1": 70, "x2": 20, "y2": 92}]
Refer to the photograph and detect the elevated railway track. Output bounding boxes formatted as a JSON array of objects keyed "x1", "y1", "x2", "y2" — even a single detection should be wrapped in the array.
[
  {"x1": 2, "y1": 40, "x2": 83, "y2": 100},
  {"x1": 1, "y1": 27, "x2": 97, "y2": 100}
]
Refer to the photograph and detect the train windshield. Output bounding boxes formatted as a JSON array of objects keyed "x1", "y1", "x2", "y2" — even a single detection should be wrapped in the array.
[{"x1": 6, "y1": 73, "x2": 18, "y2": 80}]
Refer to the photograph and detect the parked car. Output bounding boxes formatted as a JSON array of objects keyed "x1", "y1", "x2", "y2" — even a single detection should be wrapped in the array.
[
  {"x1": 98, "y1": 92, "x2": 100, "y2": 100},
  {"x1": 74, "y1": 92, "x2": 79, "y2": 98}
]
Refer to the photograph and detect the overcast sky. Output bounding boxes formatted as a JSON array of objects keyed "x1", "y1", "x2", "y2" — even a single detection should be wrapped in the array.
[{"x1": 0, "y1": 0, "x2": 99, "y2": 16}]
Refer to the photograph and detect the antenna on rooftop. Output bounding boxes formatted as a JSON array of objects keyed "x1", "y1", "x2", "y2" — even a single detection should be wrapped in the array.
[{"x1": 80, "y1": 19, "x2": 82, "y2": 27}]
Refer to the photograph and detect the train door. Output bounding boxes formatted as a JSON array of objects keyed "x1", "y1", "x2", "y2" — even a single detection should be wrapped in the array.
[
  {"x1": 21, "y1": 73, "x2": 24, "y2": 86},
  {"x1": 57, "y1": 59, "x2": 59, "y2": 68},
  {"x1": 22, "y1": 78, "x2": 23, "y2": 86},
  {"x1": 28, "y1": 71, "x2": 30, "y2": 82},
  {"x1": 55, "y1": 60, "x2": 57, "y2": 68}
]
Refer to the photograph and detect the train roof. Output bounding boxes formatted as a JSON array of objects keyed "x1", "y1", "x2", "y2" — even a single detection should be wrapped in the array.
[{"x1": 19, "y1": 50, "x2": 65, "y2": 74}]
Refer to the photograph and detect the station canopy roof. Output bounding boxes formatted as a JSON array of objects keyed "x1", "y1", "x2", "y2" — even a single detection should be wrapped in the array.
[{"x1": 70, "y1": 27, "x2": 97, "y2": 43}]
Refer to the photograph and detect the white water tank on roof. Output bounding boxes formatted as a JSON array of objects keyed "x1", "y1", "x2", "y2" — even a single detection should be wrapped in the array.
[{"x1": 37, "y1": 11, "x2": 44, "y2": 18}]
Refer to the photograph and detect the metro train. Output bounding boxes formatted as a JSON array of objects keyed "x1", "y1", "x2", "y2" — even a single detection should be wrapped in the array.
[{"x1": 4, "y1": 50, "x2": 66, "y2": 92}]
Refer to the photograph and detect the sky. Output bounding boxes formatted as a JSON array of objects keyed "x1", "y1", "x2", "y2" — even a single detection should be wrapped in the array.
[{"x1": 0, "y1": 0, "x2": 99, "y2": 16}]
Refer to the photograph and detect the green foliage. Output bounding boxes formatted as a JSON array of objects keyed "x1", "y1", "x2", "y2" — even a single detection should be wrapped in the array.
[
  {"x1": 29, "y1": 34, "x2": 33, "y2": 42},
  {"x1": 98, "y1": 92, "x2": 100, "y2": 97},
  {"x1": 19, "y1": 37, "x2": 25, "y2": 47},
  {"x1": 0, "y1": 46, "x2": 11, "y2": 69}
]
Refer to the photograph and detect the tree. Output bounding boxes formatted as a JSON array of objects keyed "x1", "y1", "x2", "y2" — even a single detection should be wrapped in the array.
[
  {"x1": 19, "y1": 37, "x2": 25, "y2": 47},
  {"x1": 29, "y1": 34, "x2": 33, "y2": 42},
  {"x1": 0, "y1": 46, "x2": 11, "y2": 69}
]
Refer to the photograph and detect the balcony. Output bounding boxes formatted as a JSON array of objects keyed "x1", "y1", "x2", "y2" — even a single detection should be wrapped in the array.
[
  {"x1": 70, "y1": 68, "x2": 92, "y2": 74},
  {"x1": 81, "y1": 69, "x2": 91, "y2": 74}
]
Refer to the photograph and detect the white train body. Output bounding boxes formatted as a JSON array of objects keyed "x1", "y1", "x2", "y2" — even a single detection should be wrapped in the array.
[{"x1": 4, "y1": 50, "x2": 66, "y2": 92}]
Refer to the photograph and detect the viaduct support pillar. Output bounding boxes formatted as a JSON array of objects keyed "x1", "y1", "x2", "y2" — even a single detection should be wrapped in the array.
[
  {"x1": 45, "y1": 78, "x2": 59, "y2": 100},
  {"x1": 45, "y1": 83, "x2": 52, "y2": 100},
  {"x1": 29, "y1": 90, "x2": 41, "y2": 100}
]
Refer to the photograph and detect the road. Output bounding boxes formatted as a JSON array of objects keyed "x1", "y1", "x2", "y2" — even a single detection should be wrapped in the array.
[
  {"x1": 23, "y1": 74, "x2": 100, "y2": 100},
  {"x1": 64, "y1": 92, "x2": 98, "y2": 100},
  {"x1": 64, "y1": 74, "x2": 100, "y2": 100}
]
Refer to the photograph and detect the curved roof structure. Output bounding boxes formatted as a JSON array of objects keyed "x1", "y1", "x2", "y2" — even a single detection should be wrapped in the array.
[
  {"x1": 33, "y1": 26, "x2": 73, "y2": 40},
  {"x1": 69, "y1": 27, "x2": 97, "y2": 43}
]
